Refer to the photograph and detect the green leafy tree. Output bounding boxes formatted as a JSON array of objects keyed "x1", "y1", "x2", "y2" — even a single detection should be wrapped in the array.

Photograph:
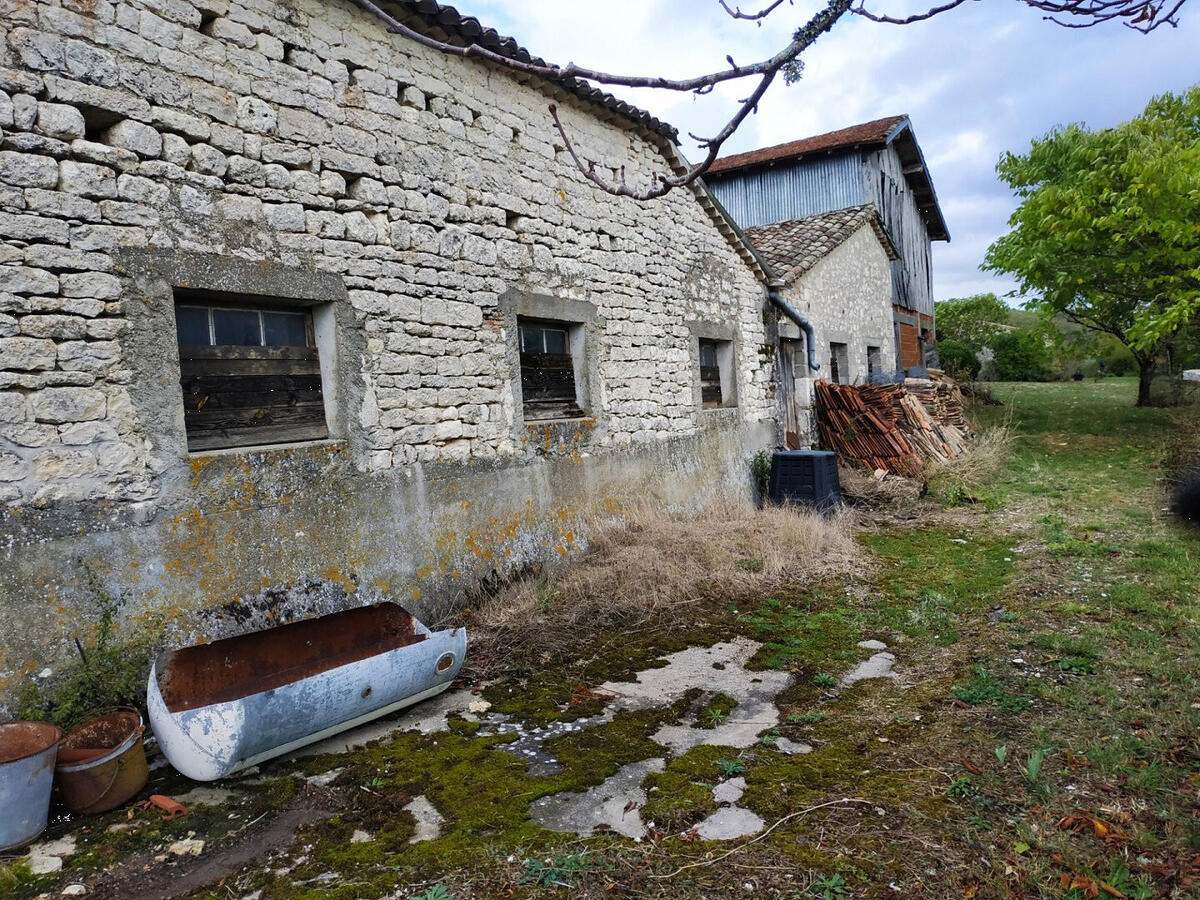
[
  {"x1": 984, "y1": 86, "x2": 1200, "y2": 405},
  {"x1": 990, "y1": 329, "x2": 1052, "y2": 382},
  {"x1": 934, "y1": 294, "x2": 1011, "y2": 349}
]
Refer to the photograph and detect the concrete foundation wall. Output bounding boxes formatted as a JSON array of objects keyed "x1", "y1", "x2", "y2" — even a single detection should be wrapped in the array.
[
  {"x1": 1, "y1": 418, "x2": 772, "y2": 712},
  {"x1": 0, "y1": 0, "x2": 775, "y2": 707}
]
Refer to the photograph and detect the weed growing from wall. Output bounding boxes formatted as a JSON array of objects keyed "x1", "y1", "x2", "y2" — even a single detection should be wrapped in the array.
[{"x1": 16, "y1": 573, "x2": 155, "y2": 728}]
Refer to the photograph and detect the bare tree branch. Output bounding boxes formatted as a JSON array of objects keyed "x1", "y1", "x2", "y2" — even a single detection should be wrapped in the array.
[
  {"x1": 854, "y1": 0, "x2": 1186, "y2": 32},
  {"x1": 348, "y1": 0, "x2": 1189, "y2": 201},
  {"x1": 349, "y1": 0, "x2": 831, "y2": 93},
  {"x1": 851, "y1": 0, "x2": 975, "y2": 26},
  {"x1": 719, "y1": 0, "x2": 793, "y2": 21}
]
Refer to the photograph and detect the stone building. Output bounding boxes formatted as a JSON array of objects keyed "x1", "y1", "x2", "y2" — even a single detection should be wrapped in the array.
[
  {"x1": 0, "y1": 0, "x2": 787, "y2": 706},
  {"x1": 705, "y1": 115, "x2": 950, "y2": 373},
  {"x1": 744, "y1": 205, "x2": 899, "y2": 448}
]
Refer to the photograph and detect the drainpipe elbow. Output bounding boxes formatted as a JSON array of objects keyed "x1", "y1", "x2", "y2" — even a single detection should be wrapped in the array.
[{"x1": 768, "y1": 289, "x2": 820, "y2": 373}]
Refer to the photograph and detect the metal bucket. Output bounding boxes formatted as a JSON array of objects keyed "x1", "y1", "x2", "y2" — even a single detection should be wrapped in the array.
[
  {"x1": 55, "y1": 709, "x2": 147, "y2": 815},
  {"x1": 0, "y1": 721, "x2": 61, "y2": 852}
]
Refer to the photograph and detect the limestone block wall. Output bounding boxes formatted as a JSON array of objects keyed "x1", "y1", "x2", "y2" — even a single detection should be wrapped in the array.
[
  {"x1": 776, "y1": 225, "x2": 895, "y2": 442},
  {"x1": 0, "y1": 0, "x2": 776, "y2": 706},
  {"x1": 783, "y1": 226, "x2": 895, "y2": 383}
]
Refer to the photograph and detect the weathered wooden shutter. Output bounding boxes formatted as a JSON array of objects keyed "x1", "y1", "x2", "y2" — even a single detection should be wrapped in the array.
[
  {"x1": 179, "y1": 344, "x2": 328, "y2": 451},
  {"x1": 520, "y1": 353, "x2": 582, "y2": 420},
  {"x1": 700, "y1": 365, "x2": 722, "y2": 407},
  {"x1": 699, "y1": 341, "x2": 722, "y2": 407}
]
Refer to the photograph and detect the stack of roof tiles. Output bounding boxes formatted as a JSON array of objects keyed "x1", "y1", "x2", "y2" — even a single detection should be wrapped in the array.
[{"x1": 815, "y1": 372, "x2": 974, "y2": 475}]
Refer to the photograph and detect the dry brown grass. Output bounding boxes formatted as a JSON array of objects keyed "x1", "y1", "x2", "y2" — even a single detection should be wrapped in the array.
[
  {"x1": 925, "y1": 423, "x2": 1013, "y2": 500},
  {"x1": 837, "y1": 465, "x2": 924, "y2": 508},
  {"x1": 462, "y1": 494, "x2": 861, "y2": 670}
]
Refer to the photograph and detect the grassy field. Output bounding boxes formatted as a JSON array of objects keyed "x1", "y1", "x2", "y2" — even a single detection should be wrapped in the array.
[{"x1": 3, "y1": 378, "x2": 1197, "y2": 900}]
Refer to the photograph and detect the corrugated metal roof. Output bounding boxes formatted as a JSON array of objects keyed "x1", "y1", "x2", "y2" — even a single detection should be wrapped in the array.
[
  {"x1": 708, "y1": 115, "x2": 949, "y2": 243},
  {"x1": 707, "y1": 116, "x2": 907, "y2": 174},
  {"x1": 744, "y1": 205, "x2": 899, "y2": 285},
  {"x1": 387, "y1": 0, "x2": 677, "y2": 139},
  {"x1": 704, "y1": 153, "x2": 866, "y2": 229}
]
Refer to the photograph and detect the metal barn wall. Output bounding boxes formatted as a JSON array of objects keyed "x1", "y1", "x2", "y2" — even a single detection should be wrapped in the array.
[
  {"x1": 705, "y1": 155, "x2": 866, "y2": 228},
  {"x1": 865, "y1": 147, "x2": 936, "y2": 318}
]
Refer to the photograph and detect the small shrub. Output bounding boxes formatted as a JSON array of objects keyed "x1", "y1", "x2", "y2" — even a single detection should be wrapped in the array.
[
  {"x1": 1101, "y1": 349, "x2": 1137, "y2": 376},
  {"x1": 521, "y1": 853, "x2": 594, "y2": 888},
  {"x1": 990, "y1": 329, "x2": 1053, "y2": 382},
  {"x1": 1022, "y1": 748, "x2": 1047, "y2": 782},
  {"x1": 751, "y1": 449, "x2": 773, "y2": 503},
  {"x1": 787, "y1": 711, "x2": 825, "y2": 726},
  {"x1": 697, "y1": 693, "x2": 738, "y2": 729},
  {"x1": 16, "y1": 581, "x2": 154, "y2": 728},
  {"x1": 938, "y1": 339, "x2": 982, "y2": 380},
  {"x1": 952, "y1": 666, "x2": 1031, "y2": 712},
  {"x1": 947, "y1": 775, "x2": 977, "y2": 799},
  {"x1": 812, "y1": 672, "x2": 836, "y2": 688}
]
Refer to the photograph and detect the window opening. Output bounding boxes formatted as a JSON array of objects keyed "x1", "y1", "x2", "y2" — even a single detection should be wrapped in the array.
[
  {"x1": 518, "y1": 318, "x2": 582, "y2": 420},
  {"x1": 699, "y1": 339, "x2": 723, "y2": 408},
  {"x1": 829, "y1": 342, "x2": 849, "y2": 384},
  {"x1": 174, "y1": 296, "x2": 328, "y2": 452},
  {"x1": 867, "y1": 345, "x2": 882, "y2": 378}
]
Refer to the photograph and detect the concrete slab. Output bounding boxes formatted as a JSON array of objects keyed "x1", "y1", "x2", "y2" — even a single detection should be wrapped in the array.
[
  {"x1": 291, "y1": 688, "x2": 481, "y2": 759},
  {"x1": 597, "y1": 639, "x2": 793, "y2": 753},
  {"x1": 403, "y1": 795, "x2": 445, "y2": 843},
  {"x1": 176, "y1": 786, "x2": 238, "y2": 807},
  {"x1": 841, "y1": 652, "x2": 897, "y2": 686},
  {"x1": 694, "y1": 805, "x2": 765, "y2": 841},
  {"x1": 774, "y1": 737, "x2": 813, "y2": 755},
  {"x1": 530, "y1": 758, "x2": 665, "y2": 840},
  {"x1": 711, "y1": 776, "x2": 746, "y2": 805}
]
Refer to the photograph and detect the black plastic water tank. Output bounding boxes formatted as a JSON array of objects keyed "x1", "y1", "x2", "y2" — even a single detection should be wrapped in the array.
[{"x1": 767, "y1": 450, "x2": 841, "y2": 510}]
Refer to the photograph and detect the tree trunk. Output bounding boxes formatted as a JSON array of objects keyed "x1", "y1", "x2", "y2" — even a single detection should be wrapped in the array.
[{"x1": 1136, "y1": 357, "x2": 1155, "y2": 407}]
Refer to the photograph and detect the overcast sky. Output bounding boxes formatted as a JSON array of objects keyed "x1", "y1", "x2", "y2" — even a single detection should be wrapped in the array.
[{"x1": 466, "y1": 0, "x2": 1198, "y2": 305}]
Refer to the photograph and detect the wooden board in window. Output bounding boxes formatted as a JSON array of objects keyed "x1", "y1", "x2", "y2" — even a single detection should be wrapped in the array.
[
  {"x1": 699, "y1": 340, "x2": 723, "y2": 408},
  {"x1": 179, "y1": 344, "x2": 328, "y2": 451},
  {"x1": 700, "y1": 365, "x2": 723, "y2": 407},
  {"x1": 521, "y1": 352, "x2": 582, "y2": 420}
]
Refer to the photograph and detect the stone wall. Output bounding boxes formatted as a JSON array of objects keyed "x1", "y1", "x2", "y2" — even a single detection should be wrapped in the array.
[
  {"x1": 0, "y1": 0, "x2": 775, "y2": 707},
  {"x1": 776, "y1": 224, "x2": 895, "y2": 442}
]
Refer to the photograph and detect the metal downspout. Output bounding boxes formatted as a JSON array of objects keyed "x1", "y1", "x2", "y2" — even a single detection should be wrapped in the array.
[{"x1": 769, "y1": 289, "x2": 820, "y2": 372}]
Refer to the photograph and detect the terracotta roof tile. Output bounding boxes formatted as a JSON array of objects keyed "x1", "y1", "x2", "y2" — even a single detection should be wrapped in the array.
[
  {"x1": 744, "y1": 205, "x2": 899, "y2": 284},
  {"x1": 707, "y1": 115, "x2": 907, "y2": 174}
]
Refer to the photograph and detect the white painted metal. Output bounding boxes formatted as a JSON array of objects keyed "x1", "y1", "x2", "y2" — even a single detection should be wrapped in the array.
[{"x1": 148, "y1": 620, "x2": 466, "y2": 781}]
